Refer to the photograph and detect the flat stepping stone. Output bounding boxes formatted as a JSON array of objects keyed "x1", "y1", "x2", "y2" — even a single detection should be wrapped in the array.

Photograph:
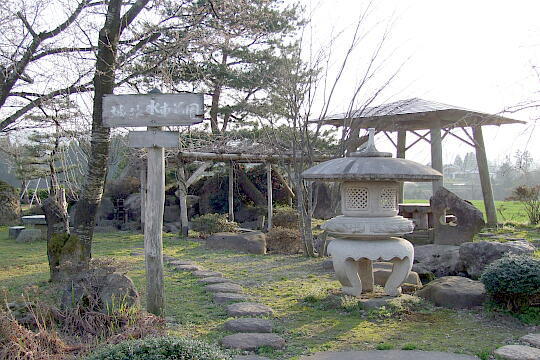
[
  {"x1": 227, "y1": 302, "x2": 273, "y2": 317},
  {"x1": 298, "y1": 351, "x2": 478, "y2": 360},
  {"x1": 521, "y1": 333, "x2": 540, "y2": 348},
  {"x1": 130, "y1": 251, "x2": 144, "y2": 256},
  {"x1": 494, "y1": 345, "x2": 540, "y2": 360},
  {"x1": 214, "y1": 292, "x2": 248, "y2": 304},
  {"x1": 169, "y1": 259, "x2": 194, "y2": 266},
  {"x1": 205, "y1": 283, "x2": 243, "y2": 293},
  {"x1": 224, "y1": 318, "x2": 273, "y2": 333},
  {"x1": 198, "y1": 277, "x2": 233, "y2": 284},
  {"x1": 233, "y1": 356, "x2": 270, "y2": 360},
  {"x1": 193, "y1": 270, "x2": 223, "y2": 278},
  {"x1": 221, "y1": 333, "x2": 285, "y2": 350},
  {"x1": 173, "y1": 264, "x2": 203, "y2": 272},
  {"x1": 163, "y1": 255, "x2": 177, "y2": 262}
]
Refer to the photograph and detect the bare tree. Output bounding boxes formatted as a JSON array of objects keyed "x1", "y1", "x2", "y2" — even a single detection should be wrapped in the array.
[{"x1": 267, "y1": 3, "x2": 403, "y2": 256}]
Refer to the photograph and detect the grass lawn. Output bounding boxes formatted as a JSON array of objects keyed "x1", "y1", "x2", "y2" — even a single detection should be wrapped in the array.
[{"x1": 0, "y1": 226, "x2": 534, "y2": 359}]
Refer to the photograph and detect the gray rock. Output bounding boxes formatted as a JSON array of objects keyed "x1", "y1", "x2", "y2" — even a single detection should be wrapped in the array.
[
  {"x1": 99, "y1": 273, "x2": 140, "y2": 312},
  {"x1": 373, "y1": 262, "x2": 422, "y2": 287},
  {"x1": 8, "y1": 226, "x2": 25, "y2": 239},
  {"x1": 206, "y1": 232, "x2": 266, "y2": 255},
  {"x1": 162, "y1": 255, "x2": 177, "y2": 262},
  {"x1": 224, "y1": 318, "x2": 273, "y2": 333},
  {"x1": 206, "y1": 283, "x2": 243, "y2": 293},
  {"x1": 494, "y1": 345, "x2": 540, "y2": 360},
  {"x1": 198, "y1": 277, "x2": 233, "y2": 284},
  {"x1": 163, "y1": 205, "x2": 180, "y2": 223},
  {"x1": 227, "y1": 302, "x2": 273, "y2": 317},
  {"x1": 358, "y1": 294, "x2": 420, "y2": 310},
  {"x1": 431, "y1": 187, "x2": 485, "y2": 245},
  {"x1": 232, "y1": 356, "x2": 271, "y2": 360},
  {"x1": 221, "y1": 333, "x2": 285, "y2": 350},
  {"x1": 173, "y1": 264, "x2": 203, "y2": 272},
  {"x1": 322, "y1": 259, "x2": 334, "y2": 270},
  {"x1": 193, "y1": 270, "x2": 223, "y2": 278},
  {"x1": 521, "y1": 333, "x2": 540, "y2": 348},
  {"x1": 16, "y1": 229, "x2": 43, "y2": 242},
  {"x1": 214, "y1": 292, "x2": 248, "y2": 304},
  {"x1": 459, "y1": 240, "x2": 536, "y2": 279},
  {"x1": 96, "y1": 197, "x2": 115, "y2": 223},
  {"x1": 416, "y1": 276, "x2": 485, "y2": 309},
  {"x1": 412, "y1": 244, "x2": 464, "y2": 277},
  {"x1": 298, "y1": 351, "x2": 478, "y2": 360},
  {"x1": 124, "y1": 193, "x2": 141, "y2": 222}
]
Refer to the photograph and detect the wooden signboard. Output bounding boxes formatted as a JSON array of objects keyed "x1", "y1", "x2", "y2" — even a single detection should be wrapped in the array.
[
  {"x1": 102, "y1": 90, "x2": 204, "y2": 317},
  {"x1": 103, "y1": 93, "x2": 204, "y2": 127},
  {"x1": 128, "y1": 131, "x2": 179, "y2": 148}
]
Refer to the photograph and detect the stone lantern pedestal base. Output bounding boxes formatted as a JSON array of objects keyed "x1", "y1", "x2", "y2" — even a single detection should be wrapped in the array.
[{"x1": 328, "y1": 238, "x2": 414, "y2": 297}]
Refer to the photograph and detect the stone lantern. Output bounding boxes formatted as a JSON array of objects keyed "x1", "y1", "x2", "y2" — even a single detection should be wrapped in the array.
[{"x1": 302, "y1": 129, "x2": 442, "y2": 297}]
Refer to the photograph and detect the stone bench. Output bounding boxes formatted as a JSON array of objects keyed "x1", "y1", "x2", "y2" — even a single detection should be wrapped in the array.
[
  {"x1": 8, "y1": 226, "x2": 25, "y2": 239},
  {"x1": 21, "y1": 215, "x2": 47, "y2": 239}
]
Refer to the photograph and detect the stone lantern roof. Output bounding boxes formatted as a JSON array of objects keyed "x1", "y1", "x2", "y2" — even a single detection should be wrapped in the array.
[{"x1": 302, "y1": 129, "x2": 442, "y2": 182}]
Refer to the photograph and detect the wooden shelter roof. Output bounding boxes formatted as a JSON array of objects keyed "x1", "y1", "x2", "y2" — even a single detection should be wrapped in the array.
[{"x1": 313, "y1": 98, "x2": 525, "y2": 131}]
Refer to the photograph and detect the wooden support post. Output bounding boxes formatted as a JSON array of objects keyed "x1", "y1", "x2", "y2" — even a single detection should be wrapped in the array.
[
  {"x1": 144, "y1": 126, "x2": 165, "y2": 316},
  {"x1": 140, "y1": 163, "x2": 147, "y2": 230},
  {"x1": 228, "y1": 162, "x2": 234, "y2": 222},
  {"x1": 430, "y1": 122, "x2": 443, "y2": 194},
  {"x1": 397, "y1": 130, "x2": 406, "y2": 203},
  {"x1": 266, "y1": 162, "x2": 273, "y2": 231},
  {"x1": 473, "y1": 126, "x2": 498, "y2": 227},
  {"x1": 177, "y1": 163, "x2": 189, "y2": 237}
]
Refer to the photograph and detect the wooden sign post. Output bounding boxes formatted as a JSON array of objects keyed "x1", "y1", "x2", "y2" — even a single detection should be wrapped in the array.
[{"x1": 103, "y1": 90, "x2": 203, "y2": 316}]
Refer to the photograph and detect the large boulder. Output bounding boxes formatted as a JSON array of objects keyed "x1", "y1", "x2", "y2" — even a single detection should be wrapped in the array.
[
  {"x1": 412, "y1": 244, "x2": 464, "y2": 278},
  {"x1": 373, "y1": 262, "x2": 422, "y2": 287},
  {"x1": 124, "y1": 193, "x2": 141, "y2": 222},
  {"x1": 206, "y1": 232, "x2": 266, "y2": 254},
  {"x1": 312, "y1": 182, "x2": 339, "y2": 220},
  {"x1": 416, "y1": 276, "x2": 486, "y2": 309},
  {"x1": 430, "y1": 187, "x2": 485, "y2": 245},
  {"x1": 96, "y1": 197, "x2": 115, "y2": 224},
  {"x1": 0, "y1": 181, "x2": 20, "y2": 226},
  {"x1": 163, "y1": 205, "x2": 180, "y2": 223},
  {"x1": 459, "y1": 240, "x2": 536, "y2": 279},
  {"x1": 61, "y1": 269, "x2": 139, "y2": 313}
]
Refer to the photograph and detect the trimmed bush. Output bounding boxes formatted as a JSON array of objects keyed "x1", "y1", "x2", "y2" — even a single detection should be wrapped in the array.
[
  {"x1": 272, "y1": 206, "x2": 299, "y2": 229},
  {"x1": 266, "y1": 226, "x2": 303, "y2": 254},
  {"x1": 191, "y1": 213, "x2": 238, "y2": 237},
  {"x1": 480, "y1": 255, "x2": 540, "y2": 312},
  {"x1": 86, "y1": 336, "x2": 231, "y2": 360}
]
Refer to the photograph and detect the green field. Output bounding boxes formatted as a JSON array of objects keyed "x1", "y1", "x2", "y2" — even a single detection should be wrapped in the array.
[
  {"x1": 404, "y1": 199, "x2": 529, "y2": 225},
  {"x1": 0, "y1": 227, "x2": 532, "y2": 359}
]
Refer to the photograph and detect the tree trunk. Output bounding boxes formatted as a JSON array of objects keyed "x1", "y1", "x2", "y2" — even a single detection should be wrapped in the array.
[
  {"x1": 43, "y1": 190, "x2": 83, "y2": 282},
  {"x1": 73, "y1": 0, "x2": 123, "y2": 264}
]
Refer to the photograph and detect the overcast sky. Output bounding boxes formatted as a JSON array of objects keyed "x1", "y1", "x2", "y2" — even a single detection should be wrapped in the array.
[{"x1": 302, "y1": 0, "x2": 540, "y2": 165}]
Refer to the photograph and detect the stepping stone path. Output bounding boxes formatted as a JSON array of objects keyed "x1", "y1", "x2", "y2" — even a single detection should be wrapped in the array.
[
  {"x1": 224, "y1": 318, "x2": 273, "y2": 333},
  {"x1": 198, "y1": 277, "x2": 233, "y2": 284},
  {"x1": 221, "y1": 333, "x2": 285, "y2": 351},
  {"x1": 226, "y1": 302, "x2": 273, "y2": 317},
  {"x1": 494, "y1": 333, "x2": 540, "y2": 360},
  {"x1": 205, "y1": 283, "x2": 243, "y2": 293},
  {"x1": 213, "y1": 292, "x2": 248, "y2": 304},
  {"x1": 193, "y1": 270, "x2": 223, "y2": 278},
  {"x1": 164, "y1": 257, "x2": 284, "y2": 355}
]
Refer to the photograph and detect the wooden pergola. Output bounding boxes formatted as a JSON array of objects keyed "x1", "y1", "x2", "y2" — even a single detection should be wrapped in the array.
[
  {"x1": 172, "y1": 151, "x2": 332, "y2": 236},
  {"x1": 314, "y1": 98, "x2": 526, "y2": 226}
]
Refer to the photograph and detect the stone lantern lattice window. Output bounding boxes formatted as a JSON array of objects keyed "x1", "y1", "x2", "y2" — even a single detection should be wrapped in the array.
[{"x1": 302, "y1": 128, "x2": 442, "y2": 297}]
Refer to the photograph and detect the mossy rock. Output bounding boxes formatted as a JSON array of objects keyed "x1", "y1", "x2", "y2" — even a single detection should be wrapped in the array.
[{"x1": 0, "y1": 180, "x2": 20, "y2": 225}]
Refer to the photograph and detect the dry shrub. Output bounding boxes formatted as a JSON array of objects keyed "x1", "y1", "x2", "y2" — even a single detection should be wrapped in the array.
[
  {"x1": 266, "y1": 226, "x2": 303, "y2": 254},
  {"x1": 0, "y1": 310, "x2": 74, "y2": 360},
  {"x1": 272, "y1": 207, "x2": 299, "y2": 229}
]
